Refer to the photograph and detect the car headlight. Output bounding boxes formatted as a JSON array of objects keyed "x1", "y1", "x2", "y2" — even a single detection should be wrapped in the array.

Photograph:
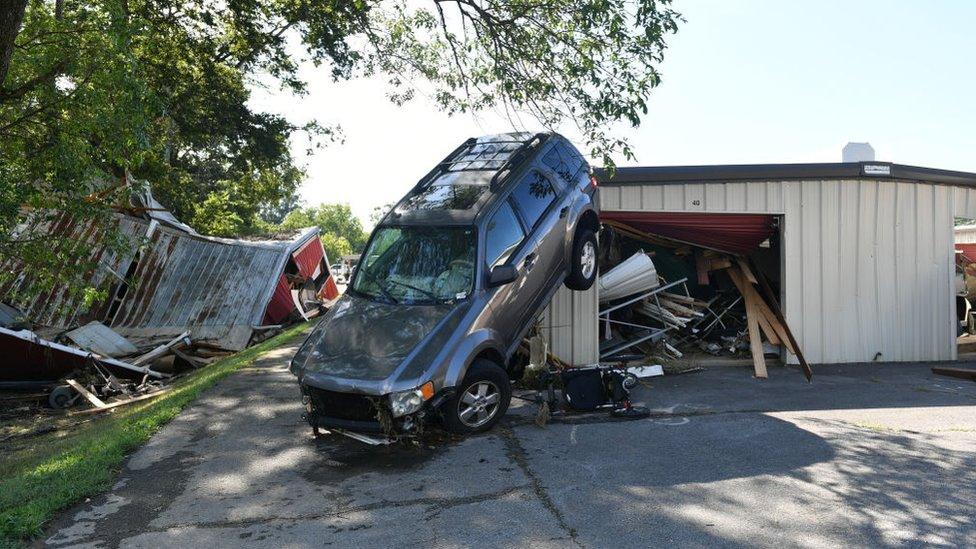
[{"x1": 389, "y1": 382, "x2": 435, "y2": 417}]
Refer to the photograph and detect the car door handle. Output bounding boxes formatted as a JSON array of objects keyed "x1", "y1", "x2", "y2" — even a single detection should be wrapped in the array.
[
  {"x1": 524, "y1": 253, "x2": 537, "y2": 271},
  {"x1": 559, "y1": 206, "x2": 569, "y2": 219}
]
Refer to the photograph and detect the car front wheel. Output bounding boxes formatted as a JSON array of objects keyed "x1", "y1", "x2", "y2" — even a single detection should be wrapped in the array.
[
  {"x1": 442, "y1": 359, "x2": 512, "y2": 435},
  {"x1": 565, "y1": 228, "x2": 598, "y2": 291}
]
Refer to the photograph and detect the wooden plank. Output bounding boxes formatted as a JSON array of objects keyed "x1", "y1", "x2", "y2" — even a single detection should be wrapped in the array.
[
  {"x1": 695, "y1": 251, "x2": 710, "y2": 285},
  {"x1": 750, "y1": 258, "x2": 813, "y2": 381},
  {"x1": 707, "y1": 258, "x2": 732, "y2": 271},
  {"x1": 71, "y1": 388, "x2": 174, "y2": 415},
  {"x1": 727, "y1": 268, "x2": 779, "y2": 347},
  {"x1": 743, "y1": 286, "x2": 768, "y2": 379},
  {"x1": 931, "y1": 367, "x2": 976, "y2": 382},
  {"x1": 65, "y1": 379, "x2": 107, "y2": 408},
  {"x1": 736, "y1": 257, "x2": 759, "y2": 284},
  {"x1": 757, "y1": 312, "x2": 781, "y2": 345},
  {"x1": 132, "y1": 331, "x2": 191, "y2": 366}
]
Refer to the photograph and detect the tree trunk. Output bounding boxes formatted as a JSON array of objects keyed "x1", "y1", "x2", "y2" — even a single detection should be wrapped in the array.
[{"x1": 0, "y1": 0, "x2": 28, "y2": 87}]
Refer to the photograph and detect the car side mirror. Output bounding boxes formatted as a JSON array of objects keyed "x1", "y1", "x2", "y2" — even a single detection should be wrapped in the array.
[{"x1": 487, "y1": 265, "x2": 518, "y2": 287}]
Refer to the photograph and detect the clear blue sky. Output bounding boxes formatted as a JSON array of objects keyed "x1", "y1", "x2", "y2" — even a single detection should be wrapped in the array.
[{"x1": 250, "y1": 0, "x2": 976, "y2": 225}]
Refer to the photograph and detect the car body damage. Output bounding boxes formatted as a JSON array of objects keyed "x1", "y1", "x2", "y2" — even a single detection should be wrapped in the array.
[{"x1": 290, "y1": 132, "x2": 599, "y2": 442}]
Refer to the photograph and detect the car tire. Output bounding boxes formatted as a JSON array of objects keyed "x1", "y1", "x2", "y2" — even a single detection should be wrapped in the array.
[
  {"x1": 442, "y1": 359, "x2": 512, "y2": 435},
  {"x1": 565, "y1": 228, "x2": 598, "y2": 291}
]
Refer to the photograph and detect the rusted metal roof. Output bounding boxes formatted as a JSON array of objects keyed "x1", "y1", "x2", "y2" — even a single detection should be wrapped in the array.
[
  {"x1": 0, "y1": 213, "x2": 148, "y2": 329},
  {"x1": 2, "y1": 204, "x2": 324, "y2": 351},
  {"x1": 108, "y1": 226, "x2": 320, "y2": 350}
]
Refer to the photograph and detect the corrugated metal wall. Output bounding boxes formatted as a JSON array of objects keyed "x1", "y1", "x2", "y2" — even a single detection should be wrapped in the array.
[
  {"x1": 599, "y1": 178, "x2": 959, "y2": 364},
  {"x1": 541, "y1": 283, "x2": 599, "y2": 365}
]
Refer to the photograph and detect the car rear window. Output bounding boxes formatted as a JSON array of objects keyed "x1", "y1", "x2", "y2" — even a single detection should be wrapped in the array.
[
  {"x1": 511, "y1": 171, "x2": 556, "y2": 229},
  {"x1": 485, "y1": 202, "x2": 524, "y2": 267}
]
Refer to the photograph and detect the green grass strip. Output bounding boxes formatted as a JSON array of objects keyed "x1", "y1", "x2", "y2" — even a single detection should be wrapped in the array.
[{"x1": 0, "y1": 322, "x2": 312, "y2": 547}]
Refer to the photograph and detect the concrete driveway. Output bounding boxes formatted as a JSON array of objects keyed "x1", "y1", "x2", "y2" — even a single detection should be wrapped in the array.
[{"x1": 44, "y1": 340, "x2": 976, "y2": 548}]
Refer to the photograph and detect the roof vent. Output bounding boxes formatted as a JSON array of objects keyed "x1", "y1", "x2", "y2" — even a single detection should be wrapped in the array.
[{"x1": 843, "y1": 142, "x2": 875, "y2": 162}]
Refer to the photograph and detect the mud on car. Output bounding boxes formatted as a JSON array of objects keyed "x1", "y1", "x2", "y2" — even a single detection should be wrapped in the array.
[{"x1": 290, "y1": 132, "x2": 599, "y2": 443}]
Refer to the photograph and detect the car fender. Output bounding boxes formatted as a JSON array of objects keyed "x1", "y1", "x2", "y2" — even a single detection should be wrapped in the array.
[
  {"x1": 441, "y1": 328, "x2": 508, "y2": 389},
  {"x1": 563, "y1": 196, "x2": 598, "y2": 259}
]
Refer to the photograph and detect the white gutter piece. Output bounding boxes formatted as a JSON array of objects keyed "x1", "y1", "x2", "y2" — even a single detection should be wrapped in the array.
[{"x1": 599, "y1": 252, "x2": 660, "y2": 303}]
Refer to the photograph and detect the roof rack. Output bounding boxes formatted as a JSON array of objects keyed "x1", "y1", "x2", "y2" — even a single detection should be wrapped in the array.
[
  {"x1": 488, "y1": 133, "x2": 548, "y2": 191},
  {"x1": 411, "y1": 134, "x2": 545, "y2": 193}
]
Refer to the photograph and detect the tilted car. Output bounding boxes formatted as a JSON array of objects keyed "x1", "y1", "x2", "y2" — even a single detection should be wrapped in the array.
[{"x1": 290, "y1": 132, "x2": 599, "y2": 442}]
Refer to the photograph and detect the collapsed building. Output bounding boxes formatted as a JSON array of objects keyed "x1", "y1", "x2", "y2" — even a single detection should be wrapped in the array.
[{"x1": 1, "y1": 183, "x2": 338, "y2": 387}]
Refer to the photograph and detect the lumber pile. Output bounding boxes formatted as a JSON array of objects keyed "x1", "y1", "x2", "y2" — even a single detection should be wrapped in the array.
[{"x1": 598, "y1": 221, "x2": 811, "y2": 381}]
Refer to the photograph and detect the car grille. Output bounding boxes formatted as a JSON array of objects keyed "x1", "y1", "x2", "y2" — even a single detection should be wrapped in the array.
[{"x1": 305, "y1": 386, "x2": 381, "y2": 422}]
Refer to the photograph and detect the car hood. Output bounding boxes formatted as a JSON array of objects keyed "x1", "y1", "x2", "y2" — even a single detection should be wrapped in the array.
[{"x1": 291, "y1": 293, "x2": 467, "y2": 385}]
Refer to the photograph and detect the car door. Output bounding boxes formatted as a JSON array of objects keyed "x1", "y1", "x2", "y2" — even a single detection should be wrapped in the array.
[
  {"x1": 483, "y1": 200, "x2": 529, "y2": 346},
  {"x1": 507, "y1": 169, "x2": 564, "y2": 340},
  {"x1": 512, "y1": 167, "x2": 566, "y2": 289}
]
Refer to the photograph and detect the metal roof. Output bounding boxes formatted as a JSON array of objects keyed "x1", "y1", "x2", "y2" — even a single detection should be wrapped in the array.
[
  {"x1": 596, "y1": 161, "x2": 976, "y2": 188},
  {"x1": 0, "y1": 213, "x2": 148, "y2": 329},
  {"x1": 109, "y1": 226, "x2": 319, "y2": 350}
]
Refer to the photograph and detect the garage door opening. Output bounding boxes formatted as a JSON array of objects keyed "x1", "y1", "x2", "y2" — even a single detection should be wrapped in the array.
[{"x1": 594, "y1": 211, "x2": 809, "y2": 379}]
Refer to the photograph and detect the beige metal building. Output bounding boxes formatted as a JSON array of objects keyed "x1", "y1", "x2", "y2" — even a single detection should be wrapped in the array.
[{"x1": 546, "y1": 161, "x2": 976, "y2": 366}]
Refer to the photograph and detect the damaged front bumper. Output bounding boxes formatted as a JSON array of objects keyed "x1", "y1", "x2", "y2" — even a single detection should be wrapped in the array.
[{"x1": 300, "y1": 383, "x2": 452, "y2": 444}]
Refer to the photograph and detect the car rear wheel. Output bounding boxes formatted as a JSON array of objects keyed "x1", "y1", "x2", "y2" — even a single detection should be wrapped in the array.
[
  {"x1": 565, "y1": 228, "x2": 598, "y2": 291},
  {"x1": 442, "y1": 359, "x2": 512, "y2": 435}
]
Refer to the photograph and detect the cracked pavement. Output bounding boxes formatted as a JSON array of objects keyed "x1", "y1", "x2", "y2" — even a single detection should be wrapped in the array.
[{"x1": 42, "y1": 339, "x2": 976, "y2": 548}]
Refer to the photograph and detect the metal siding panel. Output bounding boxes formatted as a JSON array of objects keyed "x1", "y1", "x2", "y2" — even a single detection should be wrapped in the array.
[
  {"x1": 546, "y1": 282, "x2": 599, "y2": 366},
  {"x1": 726, "y1": 183, "x2": 748, "y2": 211},
  {"x1": 894, "y1": 182, "x2": 916, "y2": 360},
  {"x1": 662, "y1": 185, "x2": 685, "y2": 211},
  {"x1": 932, "y1": 185, "x2": 955, "y2": 360},
  {"x1": 856, "y1": 180, "x2": 881, "y2": 361},
  {"x1": 916, "y1": 186, "x2": 935, "y2": 360},
  {"x1": 767, "y1": 181, "x2": 784, "y2": 212},
  {"x1": 874, "y1": 182, "x2": 898, "y2": 361},
  {"x1": 745, "y1": 182, "x2": 767, "y2": 211},
  {"x1": 685, "y1": 184, "x2": 705, "y2": 212},
  {"x1": 703, "y1": 183, "x2": 726, "y2": 211},
  {"x1": 782, "y1": 181, "x2": 803, "y2": 365},
  {"x1": 836, "y1": 181, "x2": 860, "y2": 362},
  {"x1": 620, "y1": 186, "x2": 641, "y2": 210},
  {"x1": 799, "y1": 181, "x2": 823, "y2": 363},
  {"x1": 601, "y1": 187, "x2": 621, "y2": 210},
  {"x1": 641, "y1": 185, "x2": 664, "y2": 210},
  {"x1": 819, "y1": 181, "x2": 840, "y2": 362}
]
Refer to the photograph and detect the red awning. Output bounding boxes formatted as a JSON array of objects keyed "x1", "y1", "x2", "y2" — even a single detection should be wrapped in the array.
[{"x1": 601, "y1": 211, "x2": 777, "y2": 254}]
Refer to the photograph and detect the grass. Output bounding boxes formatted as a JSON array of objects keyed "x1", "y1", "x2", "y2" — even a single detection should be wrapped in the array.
[{"x1": 0, "y1": 322, "x2": 312, "y2": 547}]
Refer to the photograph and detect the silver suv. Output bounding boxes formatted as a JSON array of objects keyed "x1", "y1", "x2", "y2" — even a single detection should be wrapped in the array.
[{"x1": 290, "y1": 132, "x2": 599, "y2": 441}]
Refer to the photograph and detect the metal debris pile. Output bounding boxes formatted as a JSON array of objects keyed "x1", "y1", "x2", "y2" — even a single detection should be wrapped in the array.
[{"x1": 596, "y1": 223, "x2": 811, "y2": 380}]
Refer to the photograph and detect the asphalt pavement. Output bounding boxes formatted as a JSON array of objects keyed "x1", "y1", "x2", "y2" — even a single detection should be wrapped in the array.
[{"x1": 43, "y1": 341, "x2": 976, "y2": 548}]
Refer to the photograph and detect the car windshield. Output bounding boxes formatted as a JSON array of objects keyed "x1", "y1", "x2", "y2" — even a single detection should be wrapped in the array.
[{"x1": 351, "y1": 226, "x2": 476, "y2": 304}]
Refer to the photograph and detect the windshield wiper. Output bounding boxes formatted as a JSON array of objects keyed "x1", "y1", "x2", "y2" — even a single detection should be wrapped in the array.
[
  {"x1": 358, "y1": 268, "x2": 399, "y2": 304},
  {"x1": 385, "y1": 279, "x2": 442, "y2": 302}
]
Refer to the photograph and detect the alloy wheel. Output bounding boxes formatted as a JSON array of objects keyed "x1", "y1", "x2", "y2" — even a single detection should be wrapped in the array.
[{"x1": 458, "y1": 381, "x2": 501, "y2": 428}]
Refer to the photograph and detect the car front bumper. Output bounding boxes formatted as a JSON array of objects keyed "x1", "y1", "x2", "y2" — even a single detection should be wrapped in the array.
[{"x1": 299, "y1": 383, "x2": 453, "y2": 443}]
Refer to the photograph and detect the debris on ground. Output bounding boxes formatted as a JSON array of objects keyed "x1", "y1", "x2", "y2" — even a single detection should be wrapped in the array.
[
  {"x1": 931, "y1": 366, "x2": 976, "y2": 382},
  {"x1": 595, "y1": 221, "x2": 811, "y2": 381}
]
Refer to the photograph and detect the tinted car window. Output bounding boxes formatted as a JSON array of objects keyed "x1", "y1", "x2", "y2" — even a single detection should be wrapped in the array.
[
  {"x1": 542, "y1": 143, "x2": 584, "y2": 185},
  {"x1": 485, "y1": 202, "x2": 525, "y2": 267},
  {"x1": 511, "y1": 171, "x2": 556, "y2": 229}
]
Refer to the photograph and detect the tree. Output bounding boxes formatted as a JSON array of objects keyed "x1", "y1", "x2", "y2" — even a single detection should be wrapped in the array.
[
  {"x1": 281, "y1": 203, "x2": 369, "y2": 252},
  {"x1": 1, "y1": 0, "x2": 680, "y2": 303},
  {"x1": 320, "y1": 233, "x2": 353, "y2": 264}
]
